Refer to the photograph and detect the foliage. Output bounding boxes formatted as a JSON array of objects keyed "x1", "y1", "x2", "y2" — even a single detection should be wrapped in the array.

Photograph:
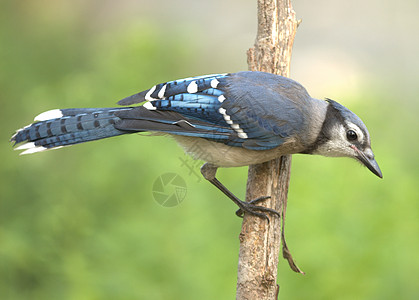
[{"x1": 1, "y1": 2, "x2": 418, "y2": 299}]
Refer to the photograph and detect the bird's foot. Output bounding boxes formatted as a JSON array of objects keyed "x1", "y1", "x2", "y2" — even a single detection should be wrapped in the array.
[{"x1": 235, "y1": 196, "x2": 280, "y2": 222}]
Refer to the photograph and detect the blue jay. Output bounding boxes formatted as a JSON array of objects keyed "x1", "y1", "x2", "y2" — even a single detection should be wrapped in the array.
[{"x1": 11, "y1": 71, "x2": 382, "y2": 219}]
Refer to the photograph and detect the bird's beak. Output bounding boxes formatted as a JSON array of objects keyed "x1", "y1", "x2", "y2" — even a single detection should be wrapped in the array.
[{"x1": 353, "y1": 146, "x2": 383, "y2": 178}]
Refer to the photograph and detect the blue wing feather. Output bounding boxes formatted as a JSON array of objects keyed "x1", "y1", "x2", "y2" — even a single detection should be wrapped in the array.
[
  {"x1": 117, "y1": 72, "x2": 309, "y2": 151},
  {"x1": 118, "y1": 74, "x2": 228, "y2": 105}
]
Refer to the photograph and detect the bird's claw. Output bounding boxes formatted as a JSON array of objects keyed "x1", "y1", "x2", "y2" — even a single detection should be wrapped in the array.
[{"x1": 235, "y1": 196, "x2": 280, "y2": 223}]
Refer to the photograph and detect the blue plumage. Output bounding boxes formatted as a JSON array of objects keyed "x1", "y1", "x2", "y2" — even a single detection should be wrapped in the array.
[
  {"x1": 12, "y1": 108, "x2": 130, "y2": 150},
  {"x1": 10, "y1": 70, "x2": 382, "y2": 219},
  {"x1": 115, "y1": 72, "x2": 312, "y2": 150},
  {"x1": 11, "y1": 71, "x2": 381, "y2": 178}
]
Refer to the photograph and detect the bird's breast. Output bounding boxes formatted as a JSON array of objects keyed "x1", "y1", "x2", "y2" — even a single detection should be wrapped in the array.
[{"x1": 172, "y1": 135, "x2": 302, "y2": 167}]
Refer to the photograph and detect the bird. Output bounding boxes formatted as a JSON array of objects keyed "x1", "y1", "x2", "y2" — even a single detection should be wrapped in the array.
[{"x1": 10, "y1": 71, "x2": 382, "y2": 219}]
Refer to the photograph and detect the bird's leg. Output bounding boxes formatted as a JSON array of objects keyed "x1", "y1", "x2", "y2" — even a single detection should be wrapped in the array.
[{"x1": 200, "y1": 163, "x2": 280, "y2": 222}]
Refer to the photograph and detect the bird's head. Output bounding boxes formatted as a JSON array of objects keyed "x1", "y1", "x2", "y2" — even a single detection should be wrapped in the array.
[{"x1": 313, "y1": 99, "x2": 382, "y2": 178}]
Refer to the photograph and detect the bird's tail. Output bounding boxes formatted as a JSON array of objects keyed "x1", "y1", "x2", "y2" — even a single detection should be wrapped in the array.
[{"x1": 11, "y1": 107, "x2": 134, "y2": 154}]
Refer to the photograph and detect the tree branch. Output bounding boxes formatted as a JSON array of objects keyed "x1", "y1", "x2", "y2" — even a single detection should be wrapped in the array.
[{"x1": 236, "y1": 1, "x2": 301, "y2": 299}]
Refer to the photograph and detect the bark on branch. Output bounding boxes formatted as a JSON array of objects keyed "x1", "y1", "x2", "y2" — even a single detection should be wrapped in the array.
[{"x1": 236, "y1": 1, "x2": 301, "y2": 299}]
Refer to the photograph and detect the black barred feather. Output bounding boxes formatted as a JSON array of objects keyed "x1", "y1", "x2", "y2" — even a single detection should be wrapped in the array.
[{"x1": 11, "y1": 108, "x2": 131, "y2": 154}]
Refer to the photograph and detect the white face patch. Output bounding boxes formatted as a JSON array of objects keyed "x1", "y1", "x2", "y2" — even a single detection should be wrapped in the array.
[
  {"x1": 187, "y1": 81, "x2": 198, "y2": 94},
  {"x1": 315, "y1": 120, "x2": 369, "y2": 158},
  {"x1": 34, "y1": 109, "x2": 63, "y2": 122},
  {"x1": 346, "y1": 122, "x2": 365, "y2": 143}
]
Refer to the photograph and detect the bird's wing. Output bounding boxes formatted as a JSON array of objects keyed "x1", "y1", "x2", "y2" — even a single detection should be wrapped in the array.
[{"x1": 115, "y1": 72, "x2": 309, "y2": 150}]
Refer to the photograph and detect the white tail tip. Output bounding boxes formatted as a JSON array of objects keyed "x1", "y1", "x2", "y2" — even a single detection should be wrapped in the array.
[
  {"x1": 19, "y1": 145, "x2": 47, "y2": 155},
  {"x1": 15, "y1": 142, "x2": 36, "y2": 150},
  {"x1": 34, "y1": 109, "x2": 63, "y2": 122}
]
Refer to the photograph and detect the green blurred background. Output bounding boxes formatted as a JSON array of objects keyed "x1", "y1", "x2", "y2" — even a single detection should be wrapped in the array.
[{"x1": 1, "y1": 0, "x2": 418, "y2": 299}]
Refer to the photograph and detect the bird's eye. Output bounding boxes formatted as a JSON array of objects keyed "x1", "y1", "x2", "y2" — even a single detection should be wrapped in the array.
[{"x1": 346, "y1": 130, "x2": 358, "y2": 141}]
